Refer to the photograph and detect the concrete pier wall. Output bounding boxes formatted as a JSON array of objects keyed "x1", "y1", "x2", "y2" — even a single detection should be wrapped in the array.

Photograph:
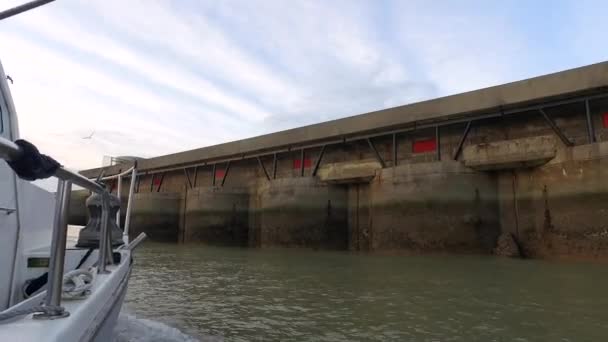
[
  {"x1": 368, "y1": 162, "x2": 499, "y2": 253},
  {"x1": 498, "y1": 142, "x2": 608, "y2": 259},
  {"x1": 129, "y1": 192, "x2": 184, "y2": 242},
  {"x1": 252, "y1": 178, "x2": 348, "y2": 249},
  {"x1": 72, "y1": 62, "x2": 608, "y2": 259},
  {"x1": 184, "y1": 187, "x2": 249, "y2": 246}
]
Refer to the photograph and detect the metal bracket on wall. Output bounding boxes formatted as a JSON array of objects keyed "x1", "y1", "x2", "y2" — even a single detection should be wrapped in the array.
[
  {"x1": 183, "y1": 168, "x2": 193, "y2": 189},
  {"x1": 453, "y1": 121, "x2": 472, "y2": 160},
  {"x1": 367, "y1": 138, "x2": 386, "y2": 168},
  {"x1": 221, "y1": 161, "x2": 231, "y2": 186},
  {"x1": 300, "y1": 149, "x2": 305, "y2": 177},
  {"x1": 392, "y1": 133, "x2": 397, "y2": 167},
  {"x1": 584, "y1": 99, "x2": 596, "y2": 144},
  {"x1": 156, "y1": 173, "x2": 165, "y2": 192},
  {"x1": 272, "y1": 153, "x2": 277, "y2": 179},
  {"x1": 435, "y1": 126, "x2": 441, "y2": 161},
  {"x1": 538, "y1": 108, "x2": 573, "y2": 147},
  {"x1": 257, "y1": 156, "x2": 271, "y2": 181},
  {"x1": 312, "y1": 145, "x2": 326, "y2": 177}
]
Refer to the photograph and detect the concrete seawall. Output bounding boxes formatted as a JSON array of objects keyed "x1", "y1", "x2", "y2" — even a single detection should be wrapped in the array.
[
  {"x1": 69, "y1": 142, "x2": 608, "y2": 258},
  {"x1": 129, "y1": 192, "x2": 184, "y2": 242},
  {"x1": 498, "y1": 143, "x2": 608, "y2": 259},
  {"x1": 368, "y1": 162, "x2": 499, "y2": 253},
  {"x1": 72, "y1": 62, "x2": 608, "y2": 259},
  {"x1": 184, "y1": 187, "x2": 249, "y2": 246},
  {"x1": 252, "y1": 178, "x2": 348, "y2": 249}
]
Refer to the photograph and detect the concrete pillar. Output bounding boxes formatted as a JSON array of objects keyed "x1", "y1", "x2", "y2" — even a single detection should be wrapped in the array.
[
  {"x1": 369, "y1": 161, "x2": 500, "y2": 252},
  {"x1": 254, "y1": 177, "x2": 348, "y2": 249},
  {"x1": 184, "y1": 187, "x2": 249, "y2": 246},
  {"x1": 129, "y1": 192, "x2": 184, "y2": 242}
]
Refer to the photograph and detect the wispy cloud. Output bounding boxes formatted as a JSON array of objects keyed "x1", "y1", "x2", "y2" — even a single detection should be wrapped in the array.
[{"x1": 0, "y1": 0, "x2": 606, "y2": 171}]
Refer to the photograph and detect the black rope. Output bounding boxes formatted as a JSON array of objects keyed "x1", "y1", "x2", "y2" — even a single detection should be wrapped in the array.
[{"x1": 7, "y1": 139, "x2": 60, "y2": 181}]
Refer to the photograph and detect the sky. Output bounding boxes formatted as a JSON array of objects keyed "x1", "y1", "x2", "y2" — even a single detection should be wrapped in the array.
[{"x1": 1, "y1": 0, "x2": 607, "y2": 171}]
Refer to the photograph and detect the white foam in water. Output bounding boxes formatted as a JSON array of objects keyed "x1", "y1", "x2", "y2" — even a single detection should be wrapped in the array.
[{"x1": 113, "y1": 313, "x2": 213, "y2": 342}]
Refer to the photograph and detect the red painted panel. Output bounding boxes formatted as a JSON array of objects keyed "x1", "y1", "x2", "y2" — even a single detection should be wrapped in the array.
[
  {"x1": 413, "y1": 138, "x2": 437, "y2": 153},
  {"x1": 152, "y1": 177, "x2": 161, "y2": 185},
  {"x1": 215, "y1": 169, "x2": 225, "y2": 180},
  {"x1": 603, "y1": 113, "x2": 608, "y2": 128},
  {"x1": 293, "y1": 158, "x2": 312, "y2": 169}
]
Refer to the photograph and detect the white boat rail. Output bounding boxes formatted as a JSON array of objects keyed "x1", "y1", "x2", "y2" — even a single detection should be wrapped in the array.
[
  {"x1": 0, "y1": 135, "x2": 131, "y2": 318},
  {"x1": 89, "y1": 165, "x2": 137, "y2": 244}
]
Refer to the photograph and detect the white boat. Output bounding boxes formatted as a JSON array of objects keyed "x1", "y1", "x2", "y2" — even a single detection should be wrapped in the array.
[{"x1": 0, "y1": 3, "x2": 145, "y2": 340}]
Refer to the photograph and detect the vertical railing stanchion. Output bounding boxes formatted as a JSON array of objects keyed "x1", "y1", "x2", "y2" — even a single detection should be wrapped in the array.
[
  {"x1": 38, "y1": 179, "x2": 71, "y2": 318},
  {"x1": 123, "y1": 167, "x2": 137, "y2": 244},
  {"x1": 116, "y1": 174, "x2": 122, "y2": 228},
  {"x1": 98, "y1": 192, "x2": 111, "y2": 274}
]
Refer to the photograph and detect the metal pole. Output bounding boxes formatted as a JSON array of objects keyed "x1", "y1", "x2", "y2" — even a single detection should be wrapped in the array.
[
  {"x1": 585, "y1": 99, "x2": 596, "y2": 143},
  {"x1": 538, "y1": 108, "x2": 573, "y2": 146},
  {"x1": 44, "y1": 180, "x2": 71, "y2": 311},
  {"x1": 0, "y1": 0, "x2": 56, "y2": 21},
  {"x1": 312, "y1": 145, "x2": 326, "y2": 177},
  {"x1": 257, "y1": 156, "x2": 270, "y2": 181},
  {"x1": 221, "y1": 161, "x2": 231, "y2": 186},
  {"x1": 435, "y1": 126, "x2": 441, "y2": 161},
  {"x1": 193, "y1": 166, "x2": 198, "y2": 187},
  {"x1": 453, "y1": 121, "x2": 472, "y2": 160},
  {"x1": 156, "y1": 173, "x2": 165, "y2": 192},
  {"x1": 367, "y1": 138, "x2": 386, "y2": 168},
  {"x1": 183, "y1": 168, "x2": 193, "y2": 189},
  {"x1": 98, "y1": 192, "x2": 111, "y2": 274},
  {"x1": 212, "y1": 164, "x2": 217, "y2": 186},
  {"x1": 116, "y1": 175, "x2": 122, "y2": 228},
  {"x1": 272, "y1": 153, "x2": 277, "y2": 179},
  {"x1": 123, "y1": 167, "x2": 137, "y2": 244},
  {"x1": 300, "y1": 149, "x2": 305, "y2": 177},
  {"x1": 392, "y1": 133, "x2": 397, "y2": 167}
]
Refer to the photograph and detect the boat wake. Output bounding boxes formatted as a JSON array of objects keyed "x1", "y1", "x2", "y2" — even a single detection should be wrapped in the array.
[{"x1": 113, "y1": 313, "x2": 216, "y2": 342}]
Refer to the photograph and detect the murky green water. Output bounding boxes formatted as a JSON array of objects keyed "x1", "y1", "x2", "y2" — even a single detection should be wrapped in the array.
[{"x1": 123, "y1": 243, "x2": 608, "y2": 341}]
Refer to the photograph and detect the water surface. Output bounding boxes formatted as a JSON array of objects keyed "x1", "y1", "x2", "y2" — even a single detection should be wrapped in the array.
[{"x1": 123, "y1": 243, "x2": 608, "y2": 341}]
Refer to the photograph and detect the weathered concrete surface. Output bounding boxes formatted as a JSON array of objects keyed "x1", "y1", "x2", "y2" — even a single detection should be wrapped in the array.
[
  {"x1": 252, "y1": 178, "x2": 348, "y2": 249},
  {"x1": 498, "y1": 142, "x2": 608, "y2": 259},
  {"x1": 184, "y1": 187, "x2": 249, "y2": 246},
  {"x1": 368, "y1": 161, "x2": 500, "y2": 253},
  {"x1": 129, "y1": 192, "x2": 184, "y2": 242},
  {"x1": 81, "y1": 61, "x2": 608, "y2": 178},
  {"x1": 462, "y1": 135, "x2": 557, "y2": 171},
  {"x1": 317, "y1": 160, "x2": 381, "y2": 184}
]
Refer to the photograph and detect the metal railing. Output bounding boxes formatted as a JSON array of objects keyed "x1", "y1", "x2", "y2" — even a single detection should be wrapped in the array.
[
  {"x1": 94, "y1": 166, "x2": 137, "y2": 244},
  {"x1": 0, "y1": 135, "x2": 136, "y2": 317}
]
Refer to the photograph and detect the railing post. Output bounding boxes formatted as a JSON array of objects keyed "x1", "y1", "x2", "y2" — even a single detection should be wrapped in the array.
[
  {"x1": 98, "y1": 191, "x2": 111, "y2": 274},
  {"x1": 116, "y1": 175, "x2": 122, "y2": 228},
  {"x1": 36, "y1": 179, "x2": 71, "y2": 319},
  {"x1": 123, "y1": 167, "x2": 137, "y2": 244}
]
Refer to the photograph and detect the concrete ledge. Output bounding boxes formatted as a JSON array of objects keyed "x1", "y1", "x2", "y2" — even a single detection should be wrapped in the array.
[
  {"x1": 462, "y1": 135, "x2": 557, "y2": 171},
  {"x1": 317, "y1": 160, "x2": 381, "y2": 183}
]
